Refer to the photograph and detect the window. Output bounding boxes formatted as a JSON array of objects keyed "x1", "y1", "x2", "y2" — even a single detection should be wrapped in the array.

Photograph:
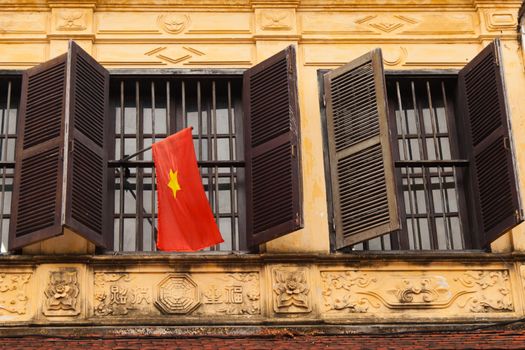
[
  {"x1": 0, "y1": 75, "x2": 20, "y2": 253},
  {"x1": 322, "y1": 39, "x2": 523, "y2": 251},
  {"x1": 7, "y1": 41, "x2": 304, "y2": 253},
  {"x1": 109, "y1": 76, "x2": 245, "y2": 251}
]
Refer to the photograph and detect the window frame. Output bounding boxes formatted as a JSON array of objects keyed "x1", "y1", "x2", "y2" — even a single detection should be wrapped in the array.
[{"x1": 106, "y1": 69, "x2": 247, "y2": 253}]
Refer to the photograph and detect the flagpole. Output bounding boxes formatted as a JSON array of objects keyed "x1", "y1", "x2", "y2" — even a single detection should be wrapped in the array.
[
  {"x1": 119, "y1": 145, "x2": 152, "y2": 162},
  {"x1": 118, "y1": 127, "x2": 194, "y2": 163}
]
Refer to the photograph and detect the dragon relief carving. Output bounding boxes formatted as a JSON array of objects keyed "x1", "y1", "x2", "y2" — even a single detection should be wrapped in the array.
[
  {"x1": 272, "y1": 268, "x2": 310, "y2": 313},
  {"x1": 0, "y1": 273, "x2": 31, "y2": 315},
  {"x1": 94, "y1": 273, "x2": 151, "y2": 316},
  {"x1": 321, "y1": 271, "x2": 377, "y2": 313},
  {"x1": 43, "y1": 269, "x2": 80, "y2": 316},
  {"x1": 455, "y1": 270, "x2": 513, "y2": 313}
]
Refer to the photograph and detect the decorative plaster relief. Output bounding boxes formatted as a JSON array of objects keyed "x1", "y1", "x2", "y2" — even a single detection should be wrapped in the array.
[
  {"x1": 43, "y1": 269, "x2": 80, "y2": 316},
  {"x1": 321, "y1": 271, "x2": 376, "y2": 313},
  {"x1": 158, "y1": 14, "x2": 190, "y2": 34},
  {"x1": 260, "y1": 10, "x2": 293, "y2": 31},
  {"x1": 94, "y1": 273, "x2": 152, "y2": 317},
  {"x1": 485, "y1": 11, "x2": 516, "y2": 32},
  {"x1": 272, "y1": 267, "x2": 311, "y2": 314},
  {"x1": 144, "y1": 46, "x2": 204, "y2": 65},
  {"x1": 301, "y1": 13, "x2": 474, "y2": 37},
  {"x1": 321, "y1": 270, "x2": 513, "y2": 315},
  {"x1": 56, "y1": 10, "x2": 87, "y2": 31},
  {"x1": 355, "y1": 14, "x2": 418, "y2": 34},
  {"x1": 455, "y1": 270, "x2": 513, "y2": 313},
  {"x1": 383, "y1": 47, "x2": 407, "y2": 66},
  {"x1": 0, "y1": 273, "x2": 31, "y2": 315},
  {"x1": 155, "y1": 274, "x2": 200, "y2": 315},
  {"x1": 202, "y1": 273, "x2": 260, "y2": 315}
]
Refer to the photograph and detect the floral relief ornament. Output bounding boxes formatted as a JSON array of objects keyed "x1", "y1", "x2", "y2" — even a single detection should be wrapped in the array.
[
  {"x1": 43, "y1": 269, "x2": 80, "y2": 316},
  {"x1": 273, "y1": 268, "x2": 310, "y2": 313}
]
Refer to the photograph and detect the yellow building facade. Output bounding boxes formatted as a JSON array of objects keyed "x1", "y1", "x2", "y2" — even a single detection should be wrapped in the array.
[{"x1": 0, "y1": 0, "x2": 525, "y2": 332}]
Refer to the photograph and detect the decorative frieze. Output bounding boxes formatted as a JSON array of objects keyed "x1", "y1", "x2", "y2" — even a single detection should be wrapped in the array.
[
  {"x1": 43, "y1": 269, "x2": 80, "y2": 317},
  {"x1": 321, "y1": 269, "x2": 514, "y2": 316},
  {"x1": 0, "y1": 272, "x2": 31, "y2": 315}
]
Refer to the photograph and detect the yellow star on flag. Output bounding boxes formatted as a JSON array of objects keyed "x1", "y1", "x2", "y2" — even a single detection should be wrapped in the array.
[{"x1": 167, "y1": 169, "x2": 181, "y2": 199}]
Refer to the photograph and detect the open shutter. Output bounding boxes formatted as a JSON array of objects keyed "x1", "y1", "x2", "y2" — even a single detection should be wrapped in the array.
[
  {"x1": 324, "y1": 49, "x2": 401, "y2": 249},
  {"x1": 243, "y1": 46, "x2": 303, "y2": 247},
  {"x1": 9, "y1": 41, "x2": 112, "y2": 250},
  {"x1": 458, "y1": 39, "x2": 523, "y2": 247},
  {"x1": 9, "y1": 54, "x2": 68, "y2": 249},
  {"x1": 65, "y1": 41, "x2": 112, "y2": 248}
]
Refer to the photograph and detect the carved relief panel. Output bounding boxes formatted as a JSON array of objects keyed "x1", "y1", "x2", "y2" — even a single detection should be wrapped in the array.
[
  {"x1": 94, "y1": 273, "x2": 152, "y2": 317},
  {"x1": 51, "y1": 8, "x2": 92, "y2": 33},
  {"x1": 320, "y1": 269, "x2": 514, "y2": 319},
  {"x1": 43, "y1": 268, "x2": 81, "y2": 317},
  {"x1": 271, "y1": 266, "x2": 312, "y2": 314},
  {"x1": 0, "y1": 272, "x2": 32, "y2": 318},
  {"x1": 92, "y1": 270, "x2": 261, "y2": 319}
]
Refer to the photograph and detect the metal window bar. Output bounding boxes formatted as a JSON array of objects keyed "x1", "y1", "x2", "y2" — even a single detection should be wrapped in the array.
[
  {"x1": 353, "y1": 77, "x2": 466, "y2": 251},
  {"x1": 111, "y1": 77, "x2": 243, "y2": 252},
  {"x1": 0, "y1": 77, "x2": 19, "y2": 253}
]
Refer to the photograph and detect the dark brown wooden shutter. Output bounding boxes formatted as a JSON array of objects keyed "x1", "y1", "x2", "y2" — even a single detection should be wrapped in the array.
[
  {"x1": 243, "y1": 46, "x2": 303, "y2": 247},
  {"x1": 324, "y1": 49, "x2": 401, "y2": 249},
  {"x1": 9, "y1": 41, "x2": 112, "y2": 250},
  {"x1": 458, "y1": 39, "x2": 523, "y2": 247}
]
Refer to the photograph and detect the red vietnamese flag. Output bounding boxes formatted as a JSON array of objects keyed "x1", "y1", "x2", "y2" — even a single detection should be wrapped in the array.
[{"x1": 152, "y1": 127, "x2": 223, "y2": 251}]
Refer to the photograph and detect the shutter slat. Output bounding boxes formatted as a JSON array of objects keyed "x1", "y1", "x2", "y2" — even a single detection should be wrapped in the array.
[
  {"x1": 243, "y1": 46, "x2": 303, "y2": 248},
  {"x1": 325, "y1": 49, "x2": 401, "y2": 249},
  {"x1": 458, "y1": 39, "x2": 523, "y2": 247}
]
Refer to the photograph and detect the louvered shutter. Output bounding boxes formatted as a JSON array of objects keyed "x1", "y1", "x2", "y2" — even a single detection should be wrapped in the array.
[
  {"x1": 458, "y1": 39, "x2": 523, "y2": 247},
  {"x1": 9, "y1": 41, "x2": 112, "y2": 250},
  {"x1": 324, "y1": 49, "x2": 401, "y2": 249},
  {"x1": 243, "y1": 46, "x2": 303, "y2": 247}
]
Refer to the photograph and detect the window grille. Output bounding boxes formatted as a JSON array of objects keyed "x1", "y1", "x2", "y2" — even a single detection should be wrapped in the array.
[
  {"x1": 110, "y1": 76, "x2": 244, "y2": 252},
  {"x1": 352, "y1": 77, "x2": 468, "y2": 251},
  {"x1": 0, "y1": 77, "x2": 20, "y2": 253}
]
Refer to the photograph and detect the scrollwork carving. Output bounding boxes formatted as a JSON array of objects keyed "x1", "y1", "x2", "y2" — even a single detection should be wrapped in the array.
[
  {"x1": 321, "y1": 271, "x2": 377, "y2": 313},
  {"x1": 0, "y1": 273, "x2": 31, "y2": 315},
  {"x1": 455, "y1": 271, "x2": 513, "y2": 313}
]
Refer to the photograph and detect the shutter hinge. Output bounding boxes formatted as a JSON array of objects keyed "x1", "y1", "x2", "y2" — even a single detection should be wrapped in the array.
[
  {"x1": 291, "y1": 144, "x2": 297, "y2": 157},
  {"x1": 331, "y1": 217, "x2": 336, "y2": 233},
  {"x1": 494, "y1": 49, "x2": 500, "y2": 67},
  {"x1": 295, "y1": 212, "x2": 300, "y2": 225},
  {"x1": 322, "y1": 94, "x2": 326, "y2": 107},
  {"x1": 516, "y1": 209, "x2": 524, "y2": 222}
]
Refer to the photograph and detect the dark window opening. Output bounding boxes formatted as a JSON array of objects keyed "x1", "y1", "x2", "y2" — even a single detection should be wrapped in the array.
[
  {"x1": 0, "y1": 76, "x2": 20, "y2": 253},
  {"x1": 352, "y1": 76, "x2": 469, "y2": 251},
  {"x1": 110, "y1": 76, "x2": 245, "y2": 252}
]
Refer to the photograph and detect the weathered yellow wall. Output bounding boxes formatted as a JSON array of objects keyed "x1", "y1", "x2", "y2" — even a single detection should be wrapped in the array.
[{"x1": 1, "y1": 0, "x2": 525, "y2": 328}]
